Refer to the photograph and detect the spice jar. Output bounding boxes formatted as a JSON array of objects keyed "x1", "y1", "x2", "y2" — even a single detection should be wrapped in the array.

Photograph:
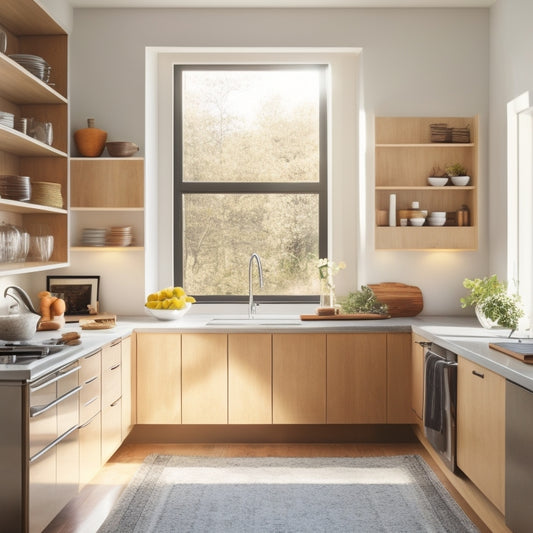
[{"x1": 457, "y1": 205, "x2": 470, "y2": 226}]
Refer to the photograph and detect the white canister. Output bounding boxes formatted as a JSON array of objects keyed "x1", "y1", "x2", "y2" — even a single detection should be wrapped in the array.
[{"x1": 389, "y1": 194, "x2": 397, "y2": 226}]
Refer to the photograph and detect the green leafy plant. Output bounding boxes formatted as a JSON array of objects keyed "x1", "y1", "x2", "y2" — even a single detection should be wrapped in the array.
[
  {"x1": 460, "y1": 275, "x2": 523, "y2": 333},
  {"x1": 445, "y1": 163, "x2": 468, "y2": 177},
  {"x1": 340, "y1": 285, "x2": 388, "y2": 315}
]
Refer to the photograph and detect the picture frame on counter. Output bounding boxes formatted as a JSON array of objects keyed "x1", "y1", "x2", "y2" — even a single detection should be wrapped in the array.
[{"x1": 46, "y1": 275, "x2": 100, "y2": 316}]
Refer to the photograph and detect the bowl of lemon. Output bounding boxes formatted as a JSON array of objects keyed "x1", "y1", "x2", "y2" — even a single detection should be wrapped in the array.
[{"x1": 144, "y1": 286, "x2": 195, "y2": 321}]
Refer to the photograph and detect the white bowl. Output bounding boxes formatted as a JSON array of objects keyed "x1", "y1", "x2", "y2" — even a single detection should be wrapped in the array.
[
  {"x1": 409, "y1": 217, "x2": 426, "y2": 226},
  {"x1": 427, "y1": 218, "x2": 446, "y2": 226},
  {"x1": 146, "y1": 302, "x2": 192, "y2": 321},
  {"x1": 451, "y1": 175, "x2": 470, "y2": 186},
  {"x1": 430, "y1": 211, "x2": 446, "y2": 218},
  {"x1": 427, "y1": 176, "x2": 448, "y2": 187}
]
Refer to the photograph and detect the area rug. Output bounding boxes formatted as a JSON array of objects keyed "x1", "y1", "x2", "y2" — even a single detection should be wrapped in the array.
[{"x1": 97, "y1": 455, "x2": 478, "y2": 532}]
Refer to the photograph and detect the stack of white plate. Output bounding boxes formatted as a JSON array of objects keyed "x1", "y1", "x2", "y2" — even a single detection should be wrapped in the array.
[
  {"x1": 81, "y1": 228, "x2": 107, "y2": 247},
  {"x1": 0, "y1": 175, "x2": 31, "y2": 201},
  {"x1": 106, "y1": 226, "x2": 133, "y2": 247},
  {"x1": 0, "y1": 111, "x2": 14, "y2": 129},
  {"x1": 30, "y1": 181, "x2": 63, "y2": 208},
  {"x1": 9, "y1": 54, "x2": 51, "y2": 83}
]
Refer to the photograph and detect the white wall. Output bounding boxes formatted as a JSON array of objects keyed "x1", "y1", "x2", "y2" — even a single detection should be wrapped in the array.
[
  {"x1": 489, "y1": 0, "x2": 533, "y2": 279},
  {"x1": 65, "y1": 7, "x2": 489, "y2": 315}
]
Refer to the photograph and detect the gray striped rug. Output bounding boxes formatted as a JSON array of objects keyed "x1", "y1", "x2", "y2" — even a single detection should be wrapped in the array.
[{"x1": 98, "y1": 454, "x2": 478, "y2": 532}]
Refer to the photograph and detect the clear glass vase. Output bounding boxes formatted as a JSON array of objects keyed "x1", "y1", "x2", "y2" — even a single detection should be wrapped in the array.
[{"x1": 319, "y1": 278, "x2": 335, "y2": 308}]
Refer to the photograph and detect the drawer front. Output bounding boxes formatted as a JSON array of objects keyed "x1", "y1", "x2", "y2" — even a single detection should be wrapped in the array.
[
  {"x1": 102, "y1": 342, "x2": 121, "y2": 370},
  {"x1": 102, "y1": 398, "x2": 122, "y2": 463},
  {"x1": 57, "y1": 363, "x2": 80, "y2": 436},
  {"x1": 79, "y1": 412, "x2": 101, "y2": 487},
  {"x1": 80, "y1": 350, "x2": 101, "y2": 384},
  {"x1": 80, "y1": 375, "x2": 101, "y2": 424},
  {"x1": 102, "y1": 362, "x2": 121, "y2": 408},
  {"x1": 29, "y1": 381, "x2": 56, "y2": 458}
]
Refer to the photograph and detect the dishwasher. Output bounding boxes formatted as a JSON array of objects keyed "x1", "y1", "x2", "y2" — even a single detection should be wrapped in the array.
[
  {"x1": 505, "y1": 379, "x2": 533, "y2": 533},
  {"x1": 422, "y1": 342, "x2": 458, "y2": 473}
]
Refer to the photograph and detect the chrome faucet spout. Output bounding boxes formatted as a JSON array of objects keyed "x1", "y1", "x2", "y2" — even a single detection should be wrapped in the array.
[{"x1": 248, "y1": 253, "x2": 264, "y2": 318}]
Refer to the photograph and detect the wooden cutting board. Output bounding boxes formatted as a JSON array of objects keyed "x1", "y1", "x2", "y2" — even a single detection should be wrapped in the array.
[
  {"x1": 300, "y1": 313, "x2": 390, "y2": 320},
  {"x1": 368, "y1": 282, "x2": 423, "y2": 317},
  {"x1": 489, "y1": 342, "x2": 533, "y2": 364}
]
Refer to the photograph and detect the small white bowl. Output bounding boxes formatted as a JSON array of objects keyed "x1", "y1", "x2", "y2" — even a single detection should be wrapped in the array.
[
  {"x1": 409, "y1": 217, "x2": 426, "y2": 226},
  {"x1": 146, "y1": 302, "x2": 192, "y2": 321},
  {"x1": 451, "y1": 175, "x2": 470, "y2": 186},
  {"x1": 430, "y1": 211, "x2": 446, "y2": 218},
  {"x1": 427, "y1": 218, "x2": 446, "y2": 226},
  {"x1": 427, "y1": 177, "x2": 448, "y2": 187}
]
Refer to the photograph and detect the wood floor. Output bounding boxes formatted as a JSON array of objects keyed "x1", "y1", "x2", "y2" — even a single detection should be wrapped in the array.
[{"x1": 44, "y1": 441, "x2": 489, "y2": 533}]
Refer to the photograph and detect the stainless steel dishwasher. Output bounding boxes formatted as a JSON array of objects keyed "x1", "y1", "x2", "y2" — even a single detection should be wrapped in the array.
[{"x1": 506, "y1": 379, "x2": 533, "y2": 533}]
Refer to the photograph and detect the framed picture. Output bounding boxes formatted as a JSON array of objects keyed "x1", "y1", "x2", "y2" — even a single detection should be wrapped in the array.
[{"x1": 46, "y1": 276, "x2": 100, "y2": 316}]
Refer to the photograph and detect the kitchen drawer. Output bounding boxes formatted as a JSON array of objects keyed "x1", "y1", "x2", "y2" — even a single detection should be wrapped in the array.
[
  {"x1": 79, "y1": 350, "x2": 101, "y2": 384},
  {"x1": 80, "y1": 375, "x2": 101, "y2": 424},
  {"x1": 79, "y1": 412, "x2": 101, "y2": 487},
  {"x1": 57, "y1": 363, "x2": 80, "y2": 436},
  {"x1": 102, "y1": 341, "x2": 121, "y2": 370},
  {"x1": 102, "y1": 361, "x2": 121, "y2": 408},
  {"x1": 101, "y1": 398, "x2": 122, "y2": 463}
]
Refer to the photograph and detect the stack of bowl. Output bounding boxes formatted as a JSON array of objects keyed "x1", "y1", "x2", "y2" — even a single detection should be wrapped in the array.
[{"x1": 427, "y1": 211, "x2": 447, "y2": 226}]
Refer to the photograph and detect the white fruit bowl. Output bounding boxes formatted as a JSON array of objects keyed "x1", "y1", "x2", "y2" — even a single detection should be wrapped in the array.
[{"x1": 146, "y1": 302, "x2": 192, "y2": 321}]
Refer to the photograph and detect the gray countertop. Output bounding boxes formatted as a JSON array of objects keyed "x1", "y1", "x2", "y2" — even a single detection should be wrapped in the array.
[{"x1": 1, "y1": 313, "x2": 532, "y2": 390}]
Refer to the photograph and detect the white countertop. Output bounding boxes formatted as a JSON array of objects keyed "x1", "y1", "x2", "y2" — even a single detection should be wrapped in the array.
[{"x1": 2, "y1": 313, "x2": 532, "y2": 390}]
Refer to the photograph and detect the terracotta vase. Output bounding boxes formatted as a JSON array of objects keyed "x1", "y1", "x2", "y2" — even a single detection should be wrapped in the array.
[{"x1": 74, "y1": 118, "x2": 107, "y2": 157}]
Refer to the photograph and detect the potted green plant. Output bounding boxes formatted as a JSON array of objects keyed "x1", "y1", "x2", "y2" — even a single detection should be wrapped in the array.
[
  {"x1": 445, "y1": 163, "x2": 470, "y2": 186},
  {"x1": 460, "y1": 275, "x2": 523, "y2": 334}
]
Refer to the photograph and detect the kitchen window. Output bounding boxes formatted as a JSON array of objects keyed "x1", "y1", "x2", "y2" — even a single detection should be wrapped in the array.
[{"x1": 173, "y1": 65, "x2": 327, "y2": 301}]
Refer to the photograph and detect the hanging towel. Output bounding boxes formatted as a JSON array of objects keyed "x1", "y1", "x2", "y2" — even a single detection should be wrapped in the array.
[{"x1": 424, "y1": 352, "x2": 446, "y2": 433}]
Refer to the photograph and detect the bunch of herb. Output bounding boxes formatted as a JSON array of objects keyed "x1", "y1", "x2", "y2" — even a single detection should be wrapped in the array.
[{"x1": 340, "y1": 285, "x2": 388, "y2": 315}]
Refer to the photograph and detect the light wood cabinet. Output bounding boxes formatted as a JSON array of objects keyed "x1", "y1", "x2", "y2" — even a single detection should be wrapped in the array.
[
  {"x1": 101, "y1": 340, "x2": 122, "y2": 463},
  {"x1": 228, "y1": 333, "x2": 272, "y2": 424},
  {"x1": 375, "y1": 116, "x2": 478, "y2": 250},
  {"x1": 136, "y1": 333, "x2": 181, "y2": 424},
  {"x1": 121, "y1": 335, "x2": 133, "y2": 439},
  {"x1": 182, "y1": 334, "x2": 228, "y2": 424},
  {"x1": 273, "y1": 334, "x2": 326, "y2": 424},
  {"x1": 386, "y1": 333, "x2": 414, "y2": 423},
  {"x1": 78, "y1": 412, "x2": 101, "y2": 487},
  {"x1": 326, "y1": 333, "x2": 387, "y2": 423},
  {"x1": 0, "y1": 0, "x2": 69, "y2": 276},
  {"x1": 70, "y1": 157, "x2": 144, "y2": 252},
  {"x1": 411, "y1": 333, "x2": 427, "y2": 424},
  {"x1": 457, "y1": 356, "x2": 506, "y2": 513}
]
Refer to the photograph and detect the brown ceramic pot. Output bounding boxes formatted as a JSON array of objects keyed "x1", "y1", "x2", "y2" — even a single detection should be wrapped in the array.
[{"x1": 74, "y1": 118, "x2": 107, "y2": 157}]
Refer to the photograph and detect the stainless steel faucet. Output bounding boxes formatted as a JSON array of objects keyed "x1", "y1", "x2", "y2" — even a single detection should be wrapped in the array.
[{"x1": 248, "y1": 253, "x2": 264, "y2": 318}]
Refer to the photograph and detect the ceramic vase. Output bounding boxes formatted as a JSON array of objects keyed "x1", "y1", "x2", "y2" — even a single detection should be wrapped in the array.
[{"x1": 74, "y1": 118, "x2": 107, "y2": 157}]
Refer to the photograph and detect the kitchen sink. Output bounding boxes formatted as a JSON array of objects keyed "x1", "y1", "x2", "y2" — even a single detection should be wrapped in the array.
[{"x1": 207, "y1": 315, "x2": 302, "y2": 326}]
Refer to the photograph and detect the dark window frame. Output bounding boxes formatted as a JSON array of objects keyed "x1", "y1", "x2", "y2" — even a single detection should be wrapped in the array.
[{"x1": 173, "y1": 64, "x2": 328, "y2": 303}]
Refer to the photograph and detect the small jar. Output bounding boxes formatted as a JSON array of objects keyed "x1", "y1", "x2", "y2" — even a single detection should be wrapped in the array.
[{"x1": 457, "y1": 205, "x2": 470, "y2": 226}]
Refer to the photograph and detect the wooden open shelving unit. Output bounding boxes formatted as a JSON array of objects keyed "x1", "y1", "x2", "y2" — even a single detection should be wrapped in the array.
[
  {"x1": 375, "y1": 116, "x2": 478, "y2": 250},
  {"x1": 70, "y1": 157, "x2": 144, "y2": 251},
  {"x1": 0, "y1": 0, "x2": 69, "y2": 274}
]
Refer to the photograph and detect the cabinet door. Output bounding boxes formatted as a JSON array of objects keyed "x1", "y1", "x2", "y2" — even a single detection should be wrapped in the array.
[
  {"x1": 182, "y1": 334, "x2": 227, "y2": 424},
  {"x1": 79, "y1": 350, "x2": 101, "y2": 425},
  {"x1": 121, "y1": 335, "x2": 133, "y2": 439},
  {"x1": 411, "y1": 333, "x2": 426, "y2": 423},
  {"x1": 228, "y1": 334, "x2": 272, "y2": 424},
  {"x1": 136, "y1": 333, "x2": 181, "y2": 424},
  {"x1": 387, "y1": 333, "x2": 414, "y2": 423},
  {"x1": 457, "y1": 356, "x2": 505, "y2": 513},
  {"x1": 273, "y1": 334, "x2": 326, "y2": 424},
  {"x1": 327, "y1": 333, "x2": 387, "y2": 423}
]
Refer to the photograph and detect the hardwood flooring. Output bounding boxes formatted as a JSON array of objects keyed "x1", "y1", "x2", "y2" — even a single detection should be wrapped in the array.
[{"x1": 44, "y1": 441, "x2": 489, "y2": 533}]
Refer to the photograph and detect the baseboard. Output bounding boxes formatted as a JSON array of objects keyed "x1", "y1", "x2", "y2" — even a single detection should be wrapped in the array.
[
  {"x1": 125, "y1": 424, "x2": 418, "y2": 444},
  {"x1": 413, "y1": 425, "x2": 510, "y2": 533}
]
